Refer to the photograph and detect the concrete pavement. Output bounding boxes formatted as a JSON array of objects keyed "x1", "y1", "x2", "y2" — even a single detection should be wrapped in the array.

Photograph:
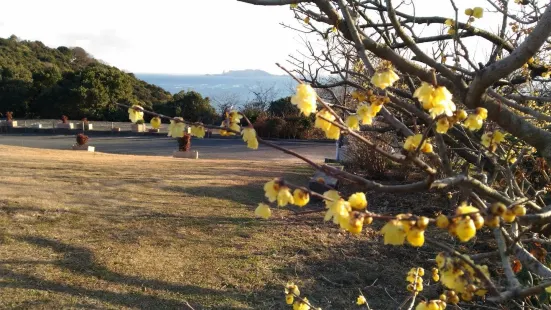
[{"x1": 0, "y1": 134, "x2": 335, "y2": 161}]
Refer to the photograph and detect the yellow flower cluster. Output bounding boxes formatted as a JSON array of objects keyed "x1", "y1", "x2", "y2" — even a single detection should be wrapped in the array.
[
  {"x1": 465, "y1": 7, "x2": 484, "y2": 19},
  {"x1": 380, "y1": 214, "x2": 429, "y2": 247},
  {"x1": 258, "y1": 179, "x2": 311, "y2": 218},
  {"x1": 150, "y1": 116, "x2": 161, "y2": 129},
  {"x1": 464, "y1": 107, "x2": 488, "y2": 131},
  {"x1": 415, "y1": 300, "x2": 447, "y2": 310},
  {"x1": 403, "y1": 134, "x2": 433, "y2": 153},
  {"x1": 345, "y1": 114, "x2": 360, "y2": 131},
  {"x1": 406, "y1": 267, "x2": 424, "y2": 292},
  {"x1": 314, "y1": 109, "x2": 340, "y2": 140},
  {"x1": 291, "y1": 84, "x2": 318, "y2": 117},
  {"x1": 371, "y1": 68, "x2": 400, "y2": 89},
  {"x1": 444, "y1": 19, "x2": 455, "y2": 35},
  {"x1": 284, "y1": 282, "x2": 313, "y2": 310},
  {"x1": 435, "y1": 109, "x2": 468, "y2": 134},
  {"x1": 128, "y1": 105, "x2": 144, "y2": 123},
  {"x1": 242, "y1": 127, "x2": 259, "y2": 150},
  {"x1": 481, "y1": 130, "x2": 505, "y2": 152},
  {"x1": 167, "y1": 118, "x2": 185, "y2": 138},
  {"x1": 432, "y1": 267, "x2": 439, "y2": 282},
  {"x1": 356, "y1": 94, "x2": 389, "y2": 125},
  {"x1": 490, "y1": 202, "x2": 526, "y2": 224},
  {"x1": 190, "y1": 125, "x2": 205, "y2": 138},
  {"x1": 435, "y1": 252, "x2": 489, "y2": 301},
  {"x1": 323, "y1": 190, "x2": 371, "y2": 235},
  {"x1": 255, "y1": 203, "x2": 272, "y2": 219},
  {"x1": 435, "y1": 203, "x2": 483, "y2": 242},
  {"x1": 219, "y1": 111, "x2": 242, "y2": 136},
  {"x1": 440, "y1": 290, "x2": 459, "y2": 304},
  {"x1": 284, "y1": 282, "x2": 300, "y2": 305},
  {"x1": 413, "y1": 82, "x2": 456, "y2": 118},
  {"x1": 356, "y1": 295, "x2": 367, "y2": 305}
]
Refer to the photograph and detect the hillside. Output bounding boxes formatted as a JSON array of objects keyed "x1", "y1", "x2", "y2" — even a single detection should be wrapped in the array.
[{"x1": 0, "y1": 35, "x2": 172, "y2": 120}]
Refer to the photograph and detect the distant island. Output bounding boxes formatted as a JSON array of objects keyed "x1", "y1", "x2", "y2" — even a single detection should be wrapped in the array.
[{"x1": 207, "y1": 69, "x2": 282, "y2": 77}]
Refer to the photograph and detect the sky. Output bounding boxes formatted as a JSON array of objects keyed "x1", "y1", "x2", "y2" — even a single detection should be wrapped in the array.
[{"x1": 0, "y1": 0, "x2": 510, "y2": 75}]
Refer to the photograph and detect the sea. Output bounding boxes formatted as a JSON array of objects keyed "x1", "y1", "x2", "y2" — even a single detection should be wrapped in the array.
[{"x1": 136, "y1": 73, "x2": 295, "y2": 105}]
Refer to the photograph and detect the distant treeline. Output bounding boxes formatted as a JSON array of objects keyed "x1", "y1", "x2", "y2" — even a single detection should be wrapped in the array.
[{"x1": 0, "y1": 35, "x2": 322, "y2": 138}]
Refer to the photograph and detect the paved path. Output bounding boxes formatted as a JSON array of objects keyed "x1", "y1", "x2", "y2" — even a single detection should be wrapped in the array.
[{"x1": 0, "y1": 134, "x2": 335, "y2": 161}]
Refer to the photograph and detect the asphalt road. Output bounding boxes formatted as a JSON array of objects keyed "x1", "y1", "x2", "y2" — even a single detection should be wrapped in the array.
[{"x1": 0, "y1": 134, "x2": 335, "y2": 161}]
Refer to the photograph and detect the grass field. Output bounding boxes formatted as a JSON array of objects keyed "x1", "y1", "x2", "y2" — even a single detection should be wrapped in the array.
[{"x1": 0, "y1": 146, "x2": 434, "y2": 309}]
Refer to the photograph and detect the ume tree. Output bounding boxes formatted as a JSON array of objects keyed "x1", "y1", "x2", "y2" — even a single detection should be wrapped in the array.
[{"x1": 125, "y1": 0, "x2": 551, "y2": 308}]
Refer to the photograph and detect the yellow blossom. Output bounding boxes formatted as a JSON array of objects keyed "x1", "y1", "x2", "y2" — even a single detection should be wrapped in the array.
[
  {"x1": 351, "y1": 90, "x2": 367, "y2": 102},
  {"x1": 190, "y1": 125, "x2": 205, "y2": 138},
  {"x1": 277, "y1": 186, "x2": 294, "y2": 207},
  {"x1": 242, "y1": 127, "x2": 258, "y2": 150},
  {"x1": 286, "y1": 294, "x2": 294, "y2": 305},
  {"x1": 357, "y1": 295, "x2": 367, "y2": 305},
  {"x1": 346, "y1": 212, "x2": 364, "y2": 234},
  {"x1": 323, "y1": 190, "x2": 341, "y2": 204},
  {"x1": 304, "y1": 16, "x2": 310, "y2": 24},
  {"x1": 473, "y1": 7, "x2": 483, "y2": 18},
  {"x1": 513, "y1": 205, "x2": 526, "y2": 216},
  {"x1": 150, "y1": 116, "x2": 161, "y2": 129},
  {"x1": 314, "y1": 109, "x2": 335, "y2": 132},
  {"x1": 456, "y1": 203, "x2": 479, "y2": 215},
  {"x1": 414, "y1": 83, "x2": 455, "y2": 118},
  {"x1": 447, "y1": 28, "x2": 456, "y2": 35},
  {"x1": 482, "y1": 130, "x2": 505, "y2": 151},
  {"x1": 291, "y1": 84, "x2": 318, "y2": 116},
  {"x1": 436, "y1": 118, "x2": 450, "y2": 134},
  {"x1": 429, "y1": 86, "x2": 456, "y2": 118},
  {"x1": 167, "y1": 118, "x2": 185, "y2": 138},
  {"x1": 293, "y1": 189, "x2": 310, "y2": 207},
  {"x1": 464, "y1": 8, "x2": 473, "y2": 15},
  {"x1": 324, "y1": 199, "x2": 350, "y2": 224},
  {"x1": 285, "y1": 282, "x2": 300, "y2": 296},
  {"x1": 464, "y1": 114, "x2": 484, "y2": 131},
  {"x1": 128, "y1": 105, "x2": 144, "y2": 123},
  {"x1": 456, "y1": 216, "x2": 476, "y2": 242},
  {"x1": 371, "y1": 69, "x2": 400, "y2": 89},
  {"x1": 229, "y1": 111, "x2": 242, "y2": 123},
  {"x1": 315, "y1": 109, "x2": 339, "y2": 139},
  {"x1": 436, "y1": 214, "x2": 449, "y2": 228},
  {"x1": 357, "y1": 104, "x2": 374, "y2": 125},
  {"x1": 413, "y1": 82, "x2": 434, "y2": 107},
  {"x1": 348, "y1": 192, "x2": 367, "y2": 210},
  {"x1": 229, "y1": 122, "x2": 240, "y2": 135},
  {"x1": 456, "y1": 109, "x2": 468, "y2": 121},
  {"x1": 477, "y1": 107, "x2": 488, "y2": 119},
  {"x1": 293, "y1": 298, "x2": 310, "y2": 310},
  {"x1": 219, "y1": 121, "x2": 230, "y2": 136},
  {"x1": 264, "y1": 179, "x2": 280, "y2": 202},
  {"x1": 325, "y1": 125, "x2": 340, "y2": 140},
  {"x1": 345, "y1": 115, "x2": 360, "y2": 130},
  {"x1": 416, "y1": 301, "x2": 429, "y2": 310},
  {"x1": 381, "y1": 220, "x2": 406, "y2": 245},
  {"x1": 290, "y1": 3, "x2": 298, "y2": 8},
  {"x1": 502, "y1": 209, "x2": 516, "y2": 223},
  {"x1": 255, "y1": 203, "x2": 271, "y2": 219},
  {"x1": 445, "y1": 19, "x2": 454, "y2": 26},
  {"x1": 407, "y1": 227, "x2": 425, "y2": 247},
  {"x1": 370, "y1": 102, "x2": 383, "y2": 115},
  {"x1": 404, "y1": 134, "x2": 432, "y2": 153}
]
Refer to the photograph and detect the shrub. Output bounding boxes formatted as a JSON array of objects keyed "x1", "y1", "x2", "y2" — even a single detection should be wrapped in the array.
[{"x1": 76, "y1": 133, "x2": 88, "y2": 145}]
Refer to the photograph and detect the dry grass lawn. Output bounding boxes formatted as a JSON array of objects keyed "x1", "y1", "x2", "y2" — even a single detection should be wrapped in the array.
[{"x1": 0, "y1": 145, "x2": 433, "y2": 309}]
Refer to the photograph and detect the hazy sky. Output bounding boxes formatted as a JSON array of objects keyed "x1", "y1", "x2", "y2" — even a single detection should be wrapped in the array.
[{"x1": 0, "y1": 0, "x2": 507, "y2": 75}]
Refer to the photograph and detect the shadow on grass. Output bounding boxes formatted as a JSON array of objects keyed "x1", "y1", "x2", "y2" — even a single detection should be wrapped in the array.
[
  {"x1": 0, "y1": 236, "x2": 246, "y2": 309},
  {"x1": 162, "y1": 183, "x2": 265, "y2": 207}
]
